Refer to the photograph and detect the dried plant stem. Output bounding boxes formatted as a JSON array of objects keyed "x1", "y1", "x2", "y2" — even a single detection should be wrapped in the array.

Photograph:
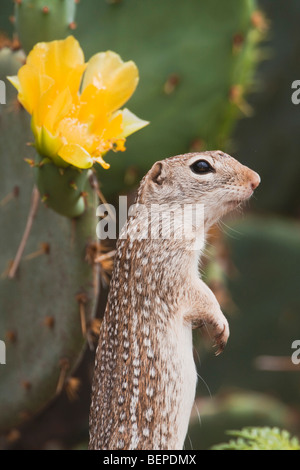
[
  {"x1": 96, "y1": 185, "x2": 116, "y2": 223},
  {"x1": 8, "y1": 186, "x2": 40, "y2": 279},
  {"x1": 95, "y1": 250, "x2": 116, "y2": 264}
]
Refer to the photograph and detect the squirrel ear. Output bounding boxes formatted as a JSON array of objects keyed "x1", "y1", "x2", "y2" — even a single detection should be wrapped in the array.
[{"x1": 149, "y1": 161, "x2": 165, "y2": 185}]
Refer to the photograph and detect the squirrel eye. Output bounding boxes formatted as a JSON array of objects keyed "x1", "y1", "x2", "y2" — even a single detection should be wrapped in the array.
[{"x1": 190, "y1": 160, "x2": 214, "y2": 174}]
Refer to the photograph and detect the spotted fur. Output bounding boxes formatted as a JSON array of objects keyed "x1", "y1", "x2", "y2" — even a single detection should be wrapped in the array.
[{"x1": 89, "y1": 151, "x2": 260, "y2": 450}]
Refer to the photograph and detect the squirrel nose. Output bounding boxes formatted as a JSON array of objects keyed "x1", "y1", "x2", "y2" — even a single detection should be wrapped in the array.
[{"x1": 250, "y1": 172, "x2": 261, "y2": 190}]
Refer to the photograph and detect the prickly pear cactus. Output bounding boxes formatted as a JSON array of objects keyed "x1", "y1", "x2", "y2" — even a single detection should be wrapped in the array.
[
  {"x1": 15, "y1": 0, "x2": 77, "y2": 54},
  {"x1": 75, "y1": 0, "x2": 264, "y2": 195},
  {"x1": 0, "y1": 48, "x2": 98, "y2": 432}
]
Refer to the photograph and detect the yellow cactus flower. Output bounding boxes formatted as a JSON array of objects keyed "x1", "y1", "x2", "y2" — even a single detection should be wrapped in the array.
[{"x1": 8, "y1": 36, "x2": 148, "y2": 169}]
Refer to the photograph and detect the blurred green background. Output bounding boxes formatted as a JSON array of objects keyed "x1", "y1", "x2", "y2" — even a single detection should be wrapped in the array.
[{"x1": 0, "y1": 0, "x2": 300, "y2": 450}]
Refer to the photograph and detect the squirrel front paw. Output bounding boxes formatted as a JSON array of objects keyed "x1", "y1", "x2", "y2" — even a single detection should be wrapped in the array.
[
  {"x1": 185, "y1": 281, "x2": 230, "y2": 355},
  {"x1": 188, "y1": 311, "x2": 230, "y2": 355}
]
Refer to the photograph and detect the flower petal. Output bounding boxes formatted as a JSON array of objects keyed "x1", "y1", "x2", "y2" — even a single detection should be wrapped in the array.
[
  {"x1": 36, "y1": 126, "x2": 65, "y2": 163},
  {"x1": 102, "y1": 112, "x2": 123, "y2": 141},
  {"x1": 27, "y1": 36, "x2": 86, "y2": 95},
  {"x1": 7, "y1": 75, "x2": 21, "y2": 92},
  {"x1": 119, "y1": 108, "x2": 149, "y2": 138},
  {"x1": 9, "y1": 66, "x2": 54, "y2": 114},
  {"x1": 40, "y1": 88, "x2": 73, "y2": 134},
  {"x1": 82, "y1": 51, "x2": 139, "y2": 112},
  {"x1": 78, "y1": 84, "x2": 108, "y2": 125},
  {"x1": 58, "y1": 143, "x2": 93, "y2": 169}
]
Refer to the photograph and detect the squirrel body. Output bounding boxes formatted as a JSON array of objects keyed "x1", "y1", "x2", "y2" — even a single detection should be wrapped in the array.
[{"x1": 89, "y1": 151, "x2": 260, "y2": 450}]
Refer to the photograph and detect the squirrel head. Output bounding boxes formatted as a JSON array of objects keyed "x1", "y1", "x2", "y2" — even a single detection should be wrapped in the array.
[{"x1": 139, "y1": 151, "x2": 260, "y2": 228}]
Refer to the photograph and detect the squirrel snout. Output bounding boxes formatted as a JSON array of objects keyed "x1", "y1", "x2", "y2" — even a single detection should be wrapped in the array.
[{"x1": 250, "y1": 171, "x2": 261, "y2": 191}]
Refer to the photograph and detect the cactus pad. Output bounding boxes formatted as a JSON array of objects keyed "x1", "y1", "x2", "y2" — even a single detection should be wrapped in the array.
[
  {"x1": 75, "y1": 0, "x2": 263, "y2": 195},
  {"x1": 15, "y1": 0, "x2": 77, "y2": 54},
  {"x1": 0, "y1": 48, "x2": 98, "y2": 432}
]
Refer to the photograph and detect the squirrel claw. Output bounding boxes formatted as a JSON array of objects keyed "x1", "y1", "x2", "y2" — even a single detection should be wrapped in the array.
[
  {"x1": 215, "y1": 341, "x2": 226, "y2": 356},
  {"x1": 212, "y1": 322, "x2": 229, "y2": 356}
]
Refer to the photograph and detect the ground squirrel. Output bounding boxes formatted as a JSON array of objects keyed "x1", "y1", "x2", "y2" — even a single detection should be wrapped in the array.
[{"x1": 89, "y1": 151, "x2": 260, "y2": 450}]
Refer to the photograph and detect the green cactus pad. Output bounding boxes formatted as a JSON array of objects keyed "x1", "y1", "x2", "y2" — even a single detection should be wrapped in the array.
[
  {"x1": 0, "y1": 48, "x2": 98, "y2": 432},
  {"x1": 15, "y1": 0, "x2": 77, "y2": 54},
  {"x1": 75, "y1": 0, "x2": 263, "y2": 196},
  {"x1": 0, "y1": 0, "x2": 14, "y2": 39}
]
